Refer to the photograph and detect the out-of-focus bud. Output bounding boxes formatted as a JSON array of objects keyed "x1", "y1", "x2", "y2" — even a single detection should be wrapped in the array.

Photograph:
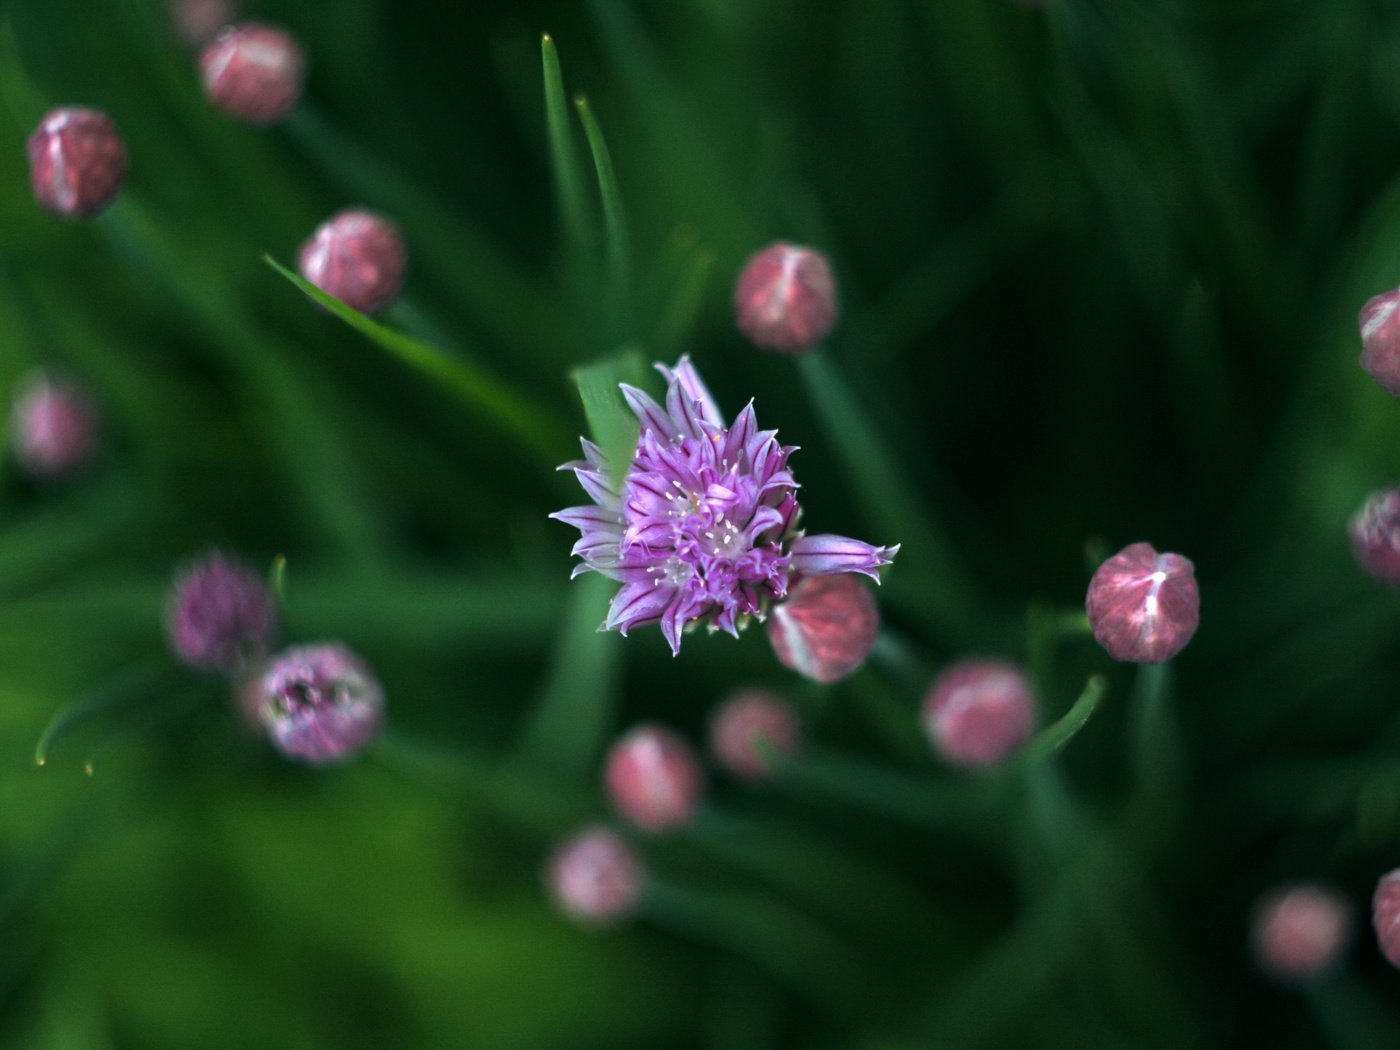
[
  {"x1": 604, "y1": 724, "x2": 704, "y2": 832},
  {"x1": 1085, "y1": 542, "x2": 1199, "y2": 664},
  {"x1": 733, "y1": 241, "x2": 839, "y2": 354},
  {"x1": 255, "y1": 643, "x2": 384, "y2": 764},
  {"x1": 546, "y1": 825, "x2": 646, "y2": 926},
  {"x1": 1373, "y1": 869, "x2": 1400, "y2": 969},
  {"x1": 922, "y1": 659, "x2": 1037, "y2": 769},
  {"x1": 9, "y1": 370, "x2": 101, "y2": 480},
  {"x1": 767, "y1": 573, "x2": 879, "y2": 684},
  {"x1": 708, "y1": 690, "x2": 801, "y2": 783},
  {"x1": 166, "y1": 552, "x2": 278, "y2": 675},
  {"x1": 1360, "y1": 287, "x2": 1400, "y2": 398},
  {"x1": 200, "y1": 23, "x2": 306, "y2": 126},
  {"x1": 1251, "y1": 884, "x2": 1353, "y2": 985},
  {"x1": 170, "y1": 0, "x2": 240, "y2": 46},
  {"x1": 27, "y1": 108, "x2": 127, "y2": 220},
  {"x1": 298, "y1": 208, "x2": 408, "y2": 314},
  {"x1": 1348, "y1": 487, "x2": 1400, "y2": 587}
]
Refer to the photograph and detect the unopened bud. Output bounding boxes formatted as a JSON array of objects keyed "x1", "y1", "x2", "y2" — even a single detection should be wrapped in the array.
[
  {"x1": 27, "y1": 107, "x2": 126, "y2": 220},
  {"x1": 923, "y1": 660, "x2": 1037, "y2": 768},
  {"x1": 1252, "y1": 884, "x2": 1353, "y2": 985},
  {"x1": 255, "y1": 643, "x2": 384, "y2": 764},
  {"x1": 708, "y1": 690, "x2": 801, "y2": 783},
  {"x1": 10, "y1": 370, "x2": 101, "y2": 480},
  {"x1": 170, "y1": 0, "x2": 240, "y2": 46},
  {"x1": 1085, "y1": 542, "x2": 1199, "y2": 664},
  {"x1": 166, "y1": 552, "x2": 278, "y2": 675},
  {"x1": 298, "y1": 208, "x2": 407, "y2": 314},
  {"x1": 767, "y1": 573, "x2": 878, "y2": 684},
  {"x1": 1374, "y1": 869, "x2": 1400, "y2": 969},
  {"x1": 1361, "y1": 287, "x2": 1400, "y2": 398},
  {"x1": 733, "y1": 241, "x2": 839, "y2": 354},
  {"x1": 546, "y1": 825, "x2": 646, "y2": 926},
  {"x1": 1348, "y1": 487, "x2": 1400, "y2": 586},
  {"x1": 200, "y1": 23, "x2": 306, "y2": 126},
  {"x1": 604, "y1": 724, "x2": 704, "y2": 832}
]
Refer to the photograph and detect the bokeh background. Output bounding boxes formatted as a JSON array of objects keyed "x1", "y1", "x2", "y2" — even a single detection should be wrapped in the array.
[{"x1": 4, "y1": 0, "x2": 1400, "y2": 1046}]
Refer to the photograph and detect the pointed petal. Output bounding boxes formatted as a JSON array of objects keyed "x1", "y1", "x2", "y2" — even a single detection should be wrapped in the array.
[
  {"x1": 620, "y1": 384, "x2": 677, "y2": 442},
  {"x1": 573, "y1": 467, "x2": 622, "y2": 510},
  {"x1": 789, "y1": 535, "x2": 900, "y2": 581},
  {"x1": 549, "y1": 505, "x2": 624, "y2": 531},
  {"x1": 657, "y1": 355, "x2": 724, "y2": 428},
  {"x1": 605, "y1": 580, "x2": 676, "y2": 635},
  {"x1": 721, "y1": 401, "x2": 757, "y2": 466}
]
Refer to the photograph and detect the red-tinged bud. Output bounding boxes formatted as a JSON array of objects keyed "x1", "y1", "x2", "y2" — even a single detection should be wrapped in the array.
[
  {"x1": 923, "y1": 660, "x2": 1037, "y2": 769},
  {"x1": 604, "y1": 724, "x2": 705, "y2": 832},
  {"x1": 1373, "y1": 869, "x2": 1400, "y2": 969},
  {"x1": 9, "y1": 370, "x2": 101, "y2": 480},
  {"x1": 1348, "y1": 487, "x2": 1400, "y2": 586},
  {"x1": 166, "y1": 552, "x2": 278, "y2": 675},
  {"x1": 1361, "y1": 288, "x2": 1400, "y2": 398},
  {"x1": 170, "y1": 0, "x2": 240, "y2": 46},
  {"x1": 26, "y1": 108, "x2": 126, "y2": 219},
  {"x1": 546, "y1": 825, "x2": 646, "y2": 926},
  {"x1": 1085, "y1": 542, "x2": 1199, "y2": 664},
  {"x1": 200, "y1": 23, "x2": 306, "y2": 126},
  {"x1": 708, "y1": 690, "x2": 801, "y2": 783},
  {"x1": 733, "y1": 241, "x2": 839, "y2": 354},
  {"x1": 298, "y1": 208, "x2": 407, "y2": 314},
  {"x1": 255, "y1": 643, "x2": 384, "y2": 765},
  {"x1": 767, "y1": 573, "x2": 879, "y2": 684},
  {"x1": 1252, "y1": 884, "x2": 1353, "y2": 985}
]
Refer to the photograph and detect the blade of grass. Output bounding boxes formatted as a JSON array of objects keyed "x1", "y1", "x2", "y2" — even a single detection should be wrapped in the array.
[
  {"x1": 33, "y1": 660, "x2": 172, "y2": 767},
  {"x1": 541, "y1": 34, "x2": 594, "y2": 256},
  {"x1": 264, "y1": 255, "x2": 569, "y2": 464},
  {"x1": 574, "y1": 94, "x2": 632, "y2": 334}
]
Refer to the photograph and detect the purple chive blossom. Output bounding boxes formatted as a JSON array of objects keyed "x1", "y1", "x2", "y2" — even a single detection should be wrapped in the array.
[
  {"x1": 551, "y1": 356, "x2": 898, "y2": 655},
  {"x1": 166, "y1": 551, "x2": 278, "y2": 674},
  {"x1": 255, "y1": 643, "x2": 384, "y2": 764}
]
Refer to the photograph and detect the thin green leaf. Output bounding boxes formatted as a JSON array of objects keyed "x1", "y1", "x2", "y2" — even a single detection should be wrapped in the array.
[
  {"x1": 1020, "y1": 676, "x2": 1107, "y2": 764},
  {"x1": 570, "y1": 348, "x2": 645, "y2": 482},
  {"x1": 574, "y1": 94, "x2": 632, "y2": 330},
  {"x1": 651, "y1": 243, "x2": 714, "y2": 357},
  {"x1": 541, "y1": 34, "x2": 594, "y2": 255},
  {"x1": 34, "y1": 661, "x2": 170, "y2": 768},
  {"x1": 264, "y1": 255, "x2": 568, "y2": 464}
]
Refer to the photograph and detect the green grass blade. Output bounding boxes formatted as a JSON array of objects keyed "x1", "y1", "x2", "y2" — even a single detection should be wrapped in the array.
[
  {"x1": 574, "y1": 94, "x2": 632, "y2": 332},
  {"x1": 33, "y1": 661, "x2": 171, "y2": 767},
  {"x1": 541, "y1": 34, "x2": 594, "y2": 255},
  {"x1": 569, "y1": 349, "x2": 645, "y2": 482},
  {"x1": 264, "y1": 255, "x2": 569, "y2": 464}
]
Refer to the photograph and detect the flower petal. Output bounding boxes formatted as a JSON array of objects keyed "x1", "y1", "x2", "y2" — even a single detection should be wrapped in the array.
[
  {"x1": 789, "y1": 534, "x2": 900, "y2": 581},
  {"x1": 657, "y1": 355, "x2": 724, "y2": 428},
  {"x1": 620, "y1": 384, "x2": 677, "y2": 442}
]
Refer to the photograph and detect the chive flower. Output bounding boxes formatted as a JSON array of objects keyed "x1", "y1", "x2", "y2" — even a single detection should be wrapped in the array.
[
  {"x1": 923, "y1": 659, "x2": 1037, "y2": 769},
  {"x1": 708, "y1": 689, "x2": 801, "y2": 783},
  {"x1": 200, "y1": 23, "x2": 306, "y2": 126},
  {"x1": 551, "y1": 356, "x2": 898, "y2": 655},
  {"x1": 298, "y1": 208, "x2": 407, "y2": 315},
  {"x1": 255, "y1": 643, "x2": 384, "y2": 764},
  {"x1": 27, "y1": 107, "x2": 127, "y2": 220},
  {"x1": 166, "y1": 551, "x2": 278, "y2": 674},
  {"x1": 170, "y1": 0, "x2": 240, "y2": 46},
  {"x1": 1349, "y1": 487, "x2": 1400, "y2": 586},
  {"x1": 1085, "y1": 542, "x2": 1199, "y2": 664},
  {"x1": 1361, "y1": 287, "x2": 1400, "y2": 398},
  {"x1": 733, "y1": 242, "x2": 839, "y2": 354},
  {"x1": 546, "y1": 825, "x2": 646, "y2": 926},
  {"x1": 766, "y1": 572, "x2": 881, "y2": 683},
  {"x1": 1373, "y1": 868, "x2": 1400, "y2": 969}
]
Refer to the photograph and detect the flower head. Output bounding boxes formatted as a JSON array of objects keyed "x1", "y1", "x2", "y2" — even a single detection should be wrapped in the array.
[
  {"x1": 1349, "y1": 487, "x2": 1400, "y2": 586},
  {"x1": 255, "y1": 643, "x2": 384, "y2": 764},
  {"x1": 166, "y1": 551, "x2": 278, "y2": 674},
  {"x1": 708, "y1": 689, "x2": 801, "y2": 783},
  {"x1": 733, "y1": 242, "x2": 839, "y2": 354},
  {"x1": 27, "y1": 107, "x2": 127, "y2": 220},
  {"x1": 1361, "y1": 287, "x2": 1400, "y2": 398},
  {"x1": 1373, "y1": 868, "x2": 1400, "y2": 969},
  {"x1": 551, "y1": 357, "x2": 897, "y2": 654},
  {"x1": 10, "y1": 370, "x2": 102, "y2": 479},
  {"x1": 604, "y1": 724, "x2": 705, "y2": 833}
]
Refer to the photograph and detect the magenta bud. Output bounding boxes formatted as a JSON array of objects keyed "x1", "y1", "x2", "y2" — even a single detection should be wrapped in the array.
[
  {"x1": 255, "y1": 643, "x2": 384, "y2": 764},
  {"x1": 26, "y1": 107, "x2": 127, "y2": 220},
  {"x1": 200, "y1": 23, "x2": 306, "y2": 126},
  {"x1": 604, "y1": 724, "x2": 705, "y2": 832},
  {"x1": 1251, "y1": 884, "x2": 1353, "y2": 985},
  {"x1": 708, "y1": 690, "x2": 802, "y2": 783},
  {"x1": 546, "y1": 825, "x2": 646, "y2": 926},
  {"x1": 298, "y1": 208, "x2": 407, "y2": 314},
  {"x1": 922, "y1": 660, "x2": 1037, "y2": 769},
  {"x1": 170, "y1": 0, "x2": 240, "y2": 45},
  {"x1": 1085, "y1": 542, "x2": 1199, "y2": 664},
  {"x1": 166, "y1": 552, "x2": 278, "y2": 674},
  {"x1": 1361, "y1": 288, "x2": 1400, "y2": 398},
  {"x1": 1373, "y1": 869, "x2": 1400, "y2": 969},
  {"x1": 9, "y1": 370, "x2": 101, "y2": 480},
  {"x1": 733, "y1": 241, "x2": 839, "y2": 354},
  {"x1": 767, "y1": 573, "x2": 879, "y2": 684},
  {"x1": 1348, "y1": 487, "x2": 1400, "y2": 586}
]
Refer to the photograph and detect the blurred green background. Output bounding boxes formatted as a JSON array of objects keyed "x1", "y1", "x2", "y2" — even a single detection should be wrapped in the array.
[{"x1": 4, "y1": 0, "x2": 1400, "y2": 1046}]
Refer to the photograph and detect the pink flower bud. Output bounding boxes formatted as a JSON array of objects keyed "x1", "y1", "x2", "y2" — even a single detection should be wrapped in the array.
[
  {"x1": 255, "y1": 643, "x2": 384, "y2": 764},
  {"x1": 733, "y1": 241, "x2": 839, "y2": 354},
  {"x1": 170, "y1": 0, "x2": 240, "y2": 46},
  {"x1": 546, "y1": 825, "x2": 646, "y2": 926},
  {"x1": 298, "y1": 208, "x2": 407, "y2": 314},
  {"x1": 200, "y1": 23, "x2": 306, "y2": 126},
  {"x1": 708, "y1": 690, "x2": 801, "y2": 783},
  {"x1": 1085, "y1": 542, "x2": 1199, "y2": 664},
  {"x1": 1373, "y1": 868, "x2": 1400, "y2": 969},
  {"x1": 604, "y1": 724, "x2": 704, "y2": 832},
  {"x1": 9, "y1": 370, "x2": 101, "y2": 480},
  {"x1": 1348, "y1": 487, "x2": 1400, "y2": 586},
  {"x1": 26, "y1": 108, "x2": 127, "y2": 220},
  {"x1": 1361, "y1": 287, "x2": 1400, "y2": 398},
  {"x1": 166, "y1": 552, "x2": 278, "y2": 675},
  {"x1": 923, "y1": 660, "x2": 1037, "y2": 769},
  {"x1": 767, "y1": 573, "x2": 879, "y2": 684},
  {"x1": 1251, "y1": 884, "x2": 1353, "y2": 984}
]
